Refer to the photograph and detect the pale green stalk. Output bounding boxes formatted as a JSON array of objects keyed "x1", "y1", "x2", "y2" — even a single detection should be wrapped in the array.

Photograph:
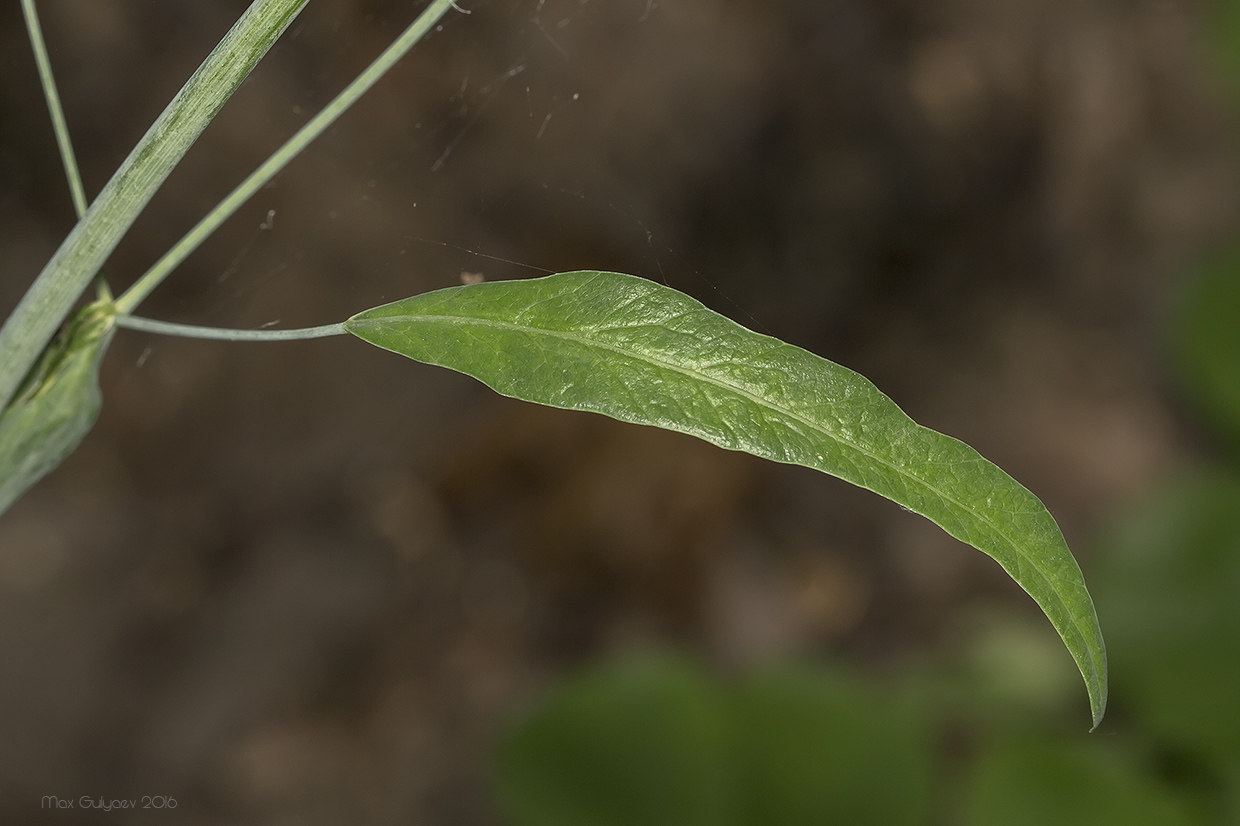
[
  {"x1": 0, "y1": 0, "x2": 308, "y2": 411},
  {"x1": 113, "y1": 315, "x2": 345, "y2": 341},
  {"x1": 115, "y1": 0, "x2": 460, "y2": 315},
  {"x1": 21, "y1": 0, "x2": 87, "y2": 218}
]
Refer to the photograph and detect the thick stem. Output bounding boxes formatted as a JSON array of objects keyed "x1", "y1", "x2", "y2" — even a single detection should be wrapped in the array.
[
  {"x1": 0, "y1": 0, "x2": 308, "y2": 410},
  {"x1": 115, "y1": 0, "x2": 461, "y2": 315}
]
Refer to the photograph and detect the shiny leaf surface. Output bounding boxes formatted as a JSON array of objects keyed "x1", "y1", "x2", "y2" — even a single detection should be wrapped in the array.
[{"x1": 346, "y1": 271, "x2": 1107, "y2": 726}]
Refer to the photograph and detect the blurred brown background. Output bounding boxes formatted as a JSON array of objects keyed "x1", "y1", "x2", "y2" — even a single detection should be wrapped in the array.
[{"x1": 0, "y1": 0, "x2": 1234, "y2": 822}]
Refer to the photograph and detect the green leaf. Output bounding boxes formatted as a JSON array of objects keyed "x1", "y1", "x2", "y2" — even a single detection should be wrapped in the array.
[
  {"x1": 0, "y1": 298, "x2": 114, "y2": 517},
  {"x1": 346, "y1": 270, "x2": 1107, "y2": 726}
]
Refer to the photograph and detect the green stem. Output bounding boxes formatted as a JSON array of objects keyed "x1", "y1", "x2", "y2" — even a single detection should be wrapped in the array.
[
  {"x1": 114, "y1": 315, "x2": 346, "y2": 342},
  {"x1": 115, "y1": 0, "x2": 461, "y2": 315},
  {"x1": 21, "y1": 0, "x2": 88, "y2": 218},
  {"x1": 0, "y1": 0, "x2": 308, "y2": 412}
]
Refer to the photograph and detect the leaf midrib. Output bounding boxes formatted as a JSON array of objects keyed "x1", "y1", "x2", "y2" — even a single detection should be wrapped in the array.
[{"x1": 349, "y1": 308, "x2": 1091, "y2": 664}]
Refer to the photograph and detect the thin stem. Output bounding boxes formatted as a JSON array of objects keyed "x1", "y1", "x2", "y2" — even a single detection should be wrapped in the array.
[
  {"x1": 0, "y1": 0, "x2": 308, "y2": 411},
  {"x1": 114, "y1": 314, "x2": 346, "y2": 342},
  {"x1": 115, "y1": 0, "x2": 461, "y2": 315},
  {"x1": 21, "y1": 0, "x2": 88, "y2": 218}
]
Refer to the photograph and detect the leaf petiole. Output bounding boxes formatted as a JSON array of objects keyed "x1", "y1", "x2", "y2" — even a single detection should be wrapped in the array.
[{"x1": 113, "y1": 315, "x2": 346, "y2": 342}]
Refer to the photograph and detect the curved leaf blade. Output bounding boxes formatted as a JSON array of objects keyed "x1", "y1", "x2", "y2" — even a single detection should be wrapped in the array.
[
  {"x1": 345, "y1": 270, "x2": 1107, "y2": 727},
  {"x1": 0, "y1": 299, "x2": 114, "y2": 517}
]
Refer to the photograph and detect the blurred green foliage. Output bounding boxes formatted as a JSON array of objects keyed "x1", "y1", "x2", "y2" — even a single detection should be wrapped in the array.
[
  {"x1": 963, "y1": 738, "x2": 1200, "y2": 826},
  {"x1": 730, "y1": 668, "x2": 930, "y2": 825},
  {"x1": 497, "y1": 658, "x2": 734, "y2": 826},
  {"x1": 1186, "y1": 0, "x2": 1240, "y2": 451},
  {"x1": 1208, "y1": 0, "x2": 1240, "y2": 106},
  {"x1": 493, "y1": 2, "x2": 1240, "y2": 822},
  {"x1": 1175, "y1": 250, "x2": 1240, "y2": 450},
  {"x1": 498, "y1": 657, "x2": 931, "y2": 826},
  {"x1": 494, "y1": 473, "x2": 1240, "y2": 824},
  {"x1": 1094, "y1": 473, "x2": 1240, "y2": 765}
]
